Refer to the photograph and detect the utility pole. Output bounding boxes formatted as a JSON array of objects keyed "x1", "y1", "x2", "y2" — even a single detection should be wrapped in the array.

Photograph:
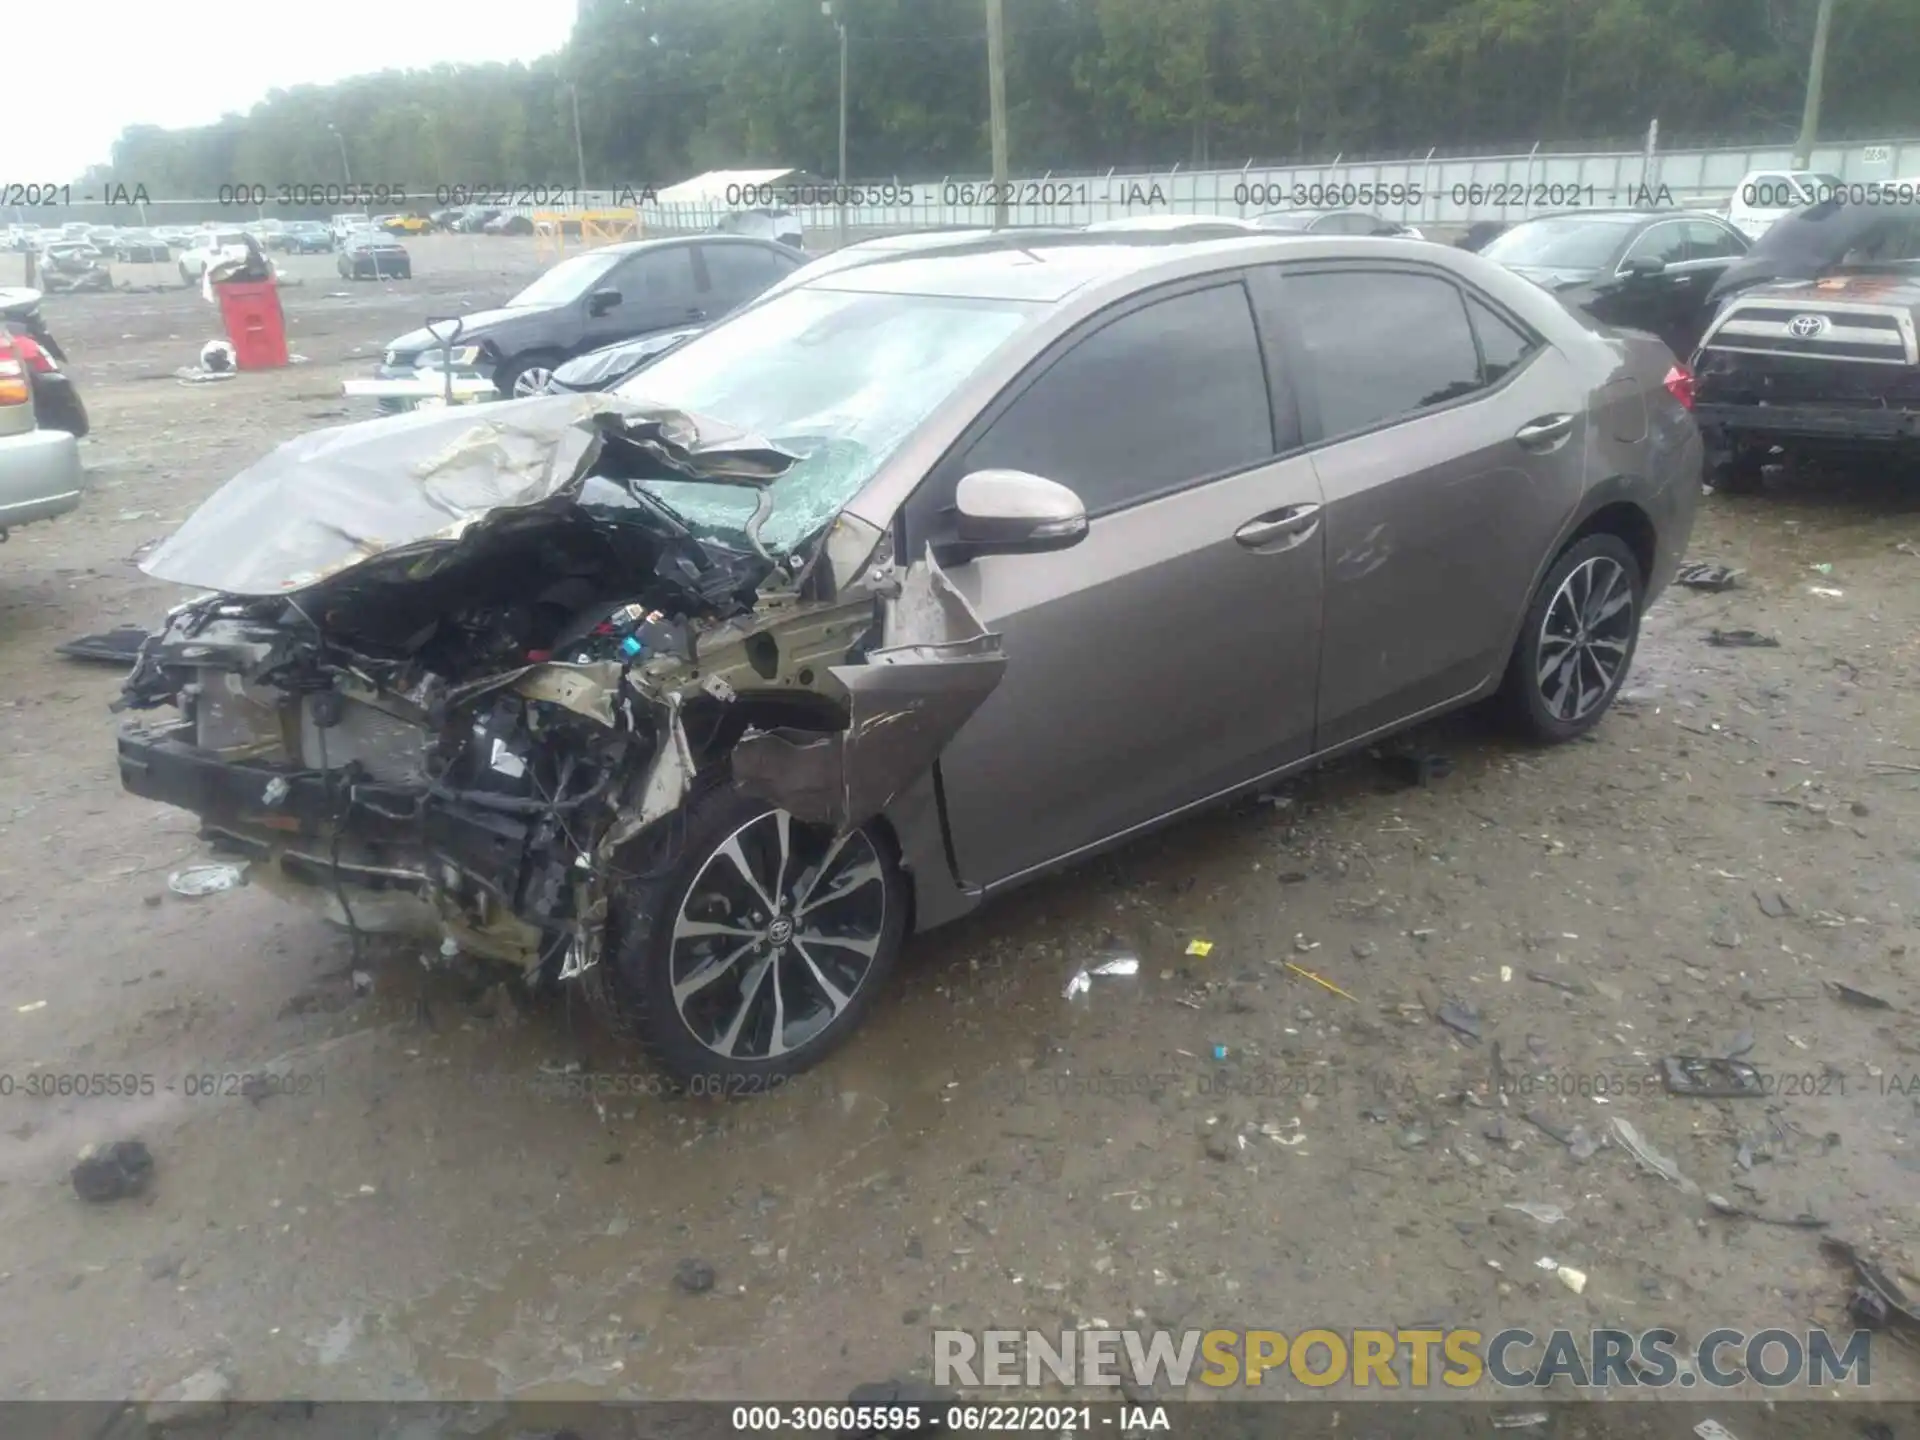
[
  {"x1": 327, "y1": 124, "x2": 353, "y2": 186},
  {"x1": 825, "y1": 3, "x2": 849, "y2": 246},
  {"x1": 986, "y1": 0, "x2": 1008, "y2": 228},
  {"x1": 569, "y1": 83, "x2": 589, "y2": 197},
  {"x1": 1793, "y1": 0, "x2": 1836, "y2": 170}
]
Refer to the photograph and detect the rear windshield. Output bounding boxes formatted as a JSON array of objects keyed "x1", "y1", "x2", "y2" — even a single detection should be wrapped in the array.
[{"x1": 1743, "y1": 202, "x2": 1920, "y2": 267}]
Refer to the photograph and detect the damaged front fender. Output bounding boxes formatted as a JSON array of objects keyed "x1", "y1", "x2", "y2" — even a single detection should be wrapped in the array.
[{"x1": 730, "y1": 548, "x2": 1005, "y2": 832}]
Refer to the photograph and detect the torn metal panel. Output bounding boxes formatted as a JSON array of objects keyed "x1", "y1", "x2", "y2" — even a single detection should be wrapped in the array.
[
  {"x1": 515, "y1": 661, "x2": 626, "y2": 729},
  {"x1": 731, "y1": 548, "x2": 1006, "y2": 830},
  {"x1": 139, "y1": 395, "x2": 799, "y2": 598}
]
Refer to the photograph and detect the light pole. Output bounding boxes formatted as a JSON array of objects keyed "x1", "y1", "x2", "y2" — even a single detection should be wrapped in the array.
[
  {"x1": 985, "y1": 0, "x2": 1008, "y2": 228},
  {"x1": 823, "y1": 2, "x2": 848, "y2": 245},
  {"x1": 568, "y1": 82, "x2": 589, "y2": 197},
  {"x1": 327, "y1": 124, "x2": 353, "y2": 186},
  {"x1": 1792, "y1": 0, "x2": 1836, "y2": 171}
]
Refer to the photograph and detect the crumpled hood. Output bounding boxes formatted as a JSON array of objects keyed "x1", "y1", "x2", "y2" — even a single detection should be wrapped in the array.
[
  {"x1": 387, "y1": 306, "x2": 544, "y2": 354},
  {"x1": 141, "y1": 393, "x2": 798, "y2": 597}
]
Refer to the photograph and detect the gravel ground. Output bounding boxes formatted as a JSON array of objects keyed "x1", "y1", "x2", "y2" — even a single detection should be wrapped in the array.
[{"x1": 0, "y1": 235, "x2": 1917, "y2": 1407}]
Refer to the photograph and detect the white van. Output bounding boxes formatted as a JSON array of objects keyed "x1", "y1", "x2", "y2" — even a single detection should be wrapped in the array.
[{"x1": 1726, "y1": 169, "x2": 1844, "y2": 240}]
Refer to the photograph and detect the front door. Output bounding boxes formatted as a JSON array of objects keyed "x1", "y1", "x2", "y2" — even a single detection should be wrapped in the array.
[
  {"x1": 592, "y1": 245, "x2": 705, "y2": 347},
  {"x1": 905, "y1": 278, "x2": 1327, "y2": 888},
  {"x1": 1250, "y1": 263, "x2": 1589, "y2": 747}
]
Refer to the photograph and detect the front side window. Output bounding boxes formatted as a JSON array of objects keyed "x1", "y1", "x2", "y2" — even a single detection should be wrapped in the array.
[
  {"x1": 1681, "y1": 221, "x2": 1747, "y2": 260},
  {"x1": 1278, "y1": 270, "x2": 1483, "y2": 440},
  {"x1": 959, "y1": 283, "x2": 1275, "y2": 515},
  {"x1": 611, "y1": 248, "x2": 701, "y2": 304},
  {"x1": 1621, "y1": 224, "x2": 1689, "y2": 269}
]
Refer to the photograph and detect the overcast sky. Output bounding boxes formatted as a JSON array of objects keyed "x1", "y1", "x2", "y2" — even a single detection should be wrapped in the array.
[{"x1": 7, "y1": 0, "x2": 578, "y2": 180}]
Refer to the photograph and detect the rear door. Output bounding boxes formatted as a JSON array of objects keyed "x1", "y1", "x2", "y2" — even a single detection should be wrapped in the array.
[
  {"x1": 593, "y1": 246, "x2": 705, "y2": 346},
  {"x1": 905, "y1": 277, "x2": 1327, "y2": 887},
  {"x1": 698, "y1": 241, "x2": 804, "y2": 320},
  {"x1": 1673, "y1": 219, "x2": 1751, "y2": 353},
  {"x1": 1254, "y1": 263, "x2": 1586, "y2": 747}
]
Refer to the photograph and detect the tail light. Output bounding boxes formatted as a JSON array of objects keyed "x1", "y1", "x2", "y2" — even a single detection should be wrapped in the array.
[
  {"x1": 1663, "y1": 363, "x2": 1696, "y2": 411},
  {"x1": 10, "y1": 333, "x2": 56, "y2": 373},
  {"x1": 0, "y1": 334, "x2": 29, "y2": 407}
]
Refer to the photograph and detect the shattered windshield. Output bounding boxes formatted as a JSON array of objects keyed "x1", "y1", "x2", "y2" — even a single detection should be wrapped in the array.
[
  {"x1": 614, "y1": 286, "x2": 1038, "y2": 552},
  {"x1": 509, "y1": 250, "x2": 624, "y2": 307}
]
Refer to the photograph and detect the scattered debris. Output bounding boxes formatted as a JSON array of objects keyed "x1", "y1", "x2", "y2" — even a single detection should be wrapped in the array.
[
  {"x1": 1567, "y1": 1127, "x2": 1598, "y2": 1162},
  {"x1": 1610, "y1": 1116, "x2": 1699, "y2": 1193},
  {"x1": 1525, "y1": 970, "x2": 1584, "y2": 995},
  {"x1": 1809, "y1": 586, "x2": 1845, "y2": 599},
  {"x1": 1825, "y1": 980, "x2": 1892, "y2": 1010},
  {"x1": 1064, "y1": 954, "x2": 1140, "y2": 999},
  {"x1": 1436, "y1": 1001, "x2": 1482, "y2": 1042},
  {"x1": 1491, "y1": 1414, "x2": 1551, "y2": 1431},
  {"x1": 1705, "y1": 1194, "x2": 1826, "y2": 1228},
  {"x1": 168, "y1": 863, "x2": 247, "y2": 898},
  {"x1": 16, "y1": 1000, "x2": 46, "y2": 1014},
  {"x1": 350, "y1": 970, "x2": 374, "y2": 997},
  {"x1": 55, "y1": 628, "x2": 151, "y2": 665},
  {"x1": 71, "y1": 1140, "x2": 155, "y2": 1203},
  {"x1": 1675, "y1": 562, "x2": 1740, "y2": 591},
  {"x1": 1185, "y1": 939, "x2": 1213, "y2": 958},
  {"x1": 1283, "y1": 962, "x2": 1357, "y2": 1002},
  {"x1": 1820, "y1": 1237, "x2": 1920, "y2": 1336},
  {"x1": 672, "y1": 1258, "x2": 717, "y2": 1294},
  {"x1": 1693, "y1": 1421, "x2": 1741, "y2": 1440},
  {"x1": 1534, "y1": 1257, "x2": 1587, "y2": 1293},
  {"x1": 1706, "y1": 628, "x2": 1779, "y2": 649},
  {"x1": 1504, "y1": 1202, "x2": 1567, "y2": 1225},
  {"x1": 1725, "y1": 1027, "x2": 1755, "y2": 1058},
  {"x1": 1753, "y1": 889, "x2": 1795, "y2": 919},
  {"x1": 1662, "y1": 1055, "x2": 1765, "y2": 1099}
]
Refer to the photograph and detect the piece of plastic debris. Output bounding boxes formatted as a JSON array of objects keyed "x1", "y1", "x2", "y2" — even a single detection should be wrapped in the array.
[
  {"x1": 168, "y1": 863, "x2": 247, "y2": 898},
  {"x1": 1675, "y1": 562, "x2": 1740, "y2": 591},
  {"x1": 1705, "y1": 1193, "x2": 1827, "y2": 1228},
  {"x1": 1662, "y1": 1055, "x2": 1766, "y2": 1098},
  {"x1": 71, "y1": 1140, "x2": 155, "y2": 1203},
  {"x1": 1706, "y1": 628, "x2": 1779, "y2": 648},
  {"x1": 261, "y1": 777, "x2": 290, "y2": 807},
  {"x1": 1809, "y1": 562, "x2": 1834, "y2": 576},
  {"x1": 1809, "y1": 586, "x2": 1844, "y2": 598},
  {"x1": 1185, "y1": 939, "x2": 1214, "y2": 958},
  {"x1": 1610, "y1": 1116, "x2": 1699, "y2": 1193},
  {"x1": 1567, "y1": 1127, "x2": 1598, "y2": 1162},
  {"x1": 1283, "y1": 961, "x2": 1357, "y2": 1002},
  {"x1": 1063, "y1": 954, "x2": 1140, "y2": 999},
  {"x1": 1555, "y1": 1264, "x2": 1588, "y2": 1294},
  {"x1": 1499, "y1": 964, "x2": 1513, "y2": 982},
  {"x1": 16, "y1": 1000, "x2": 46, "y2": 1014},
  {"x1": 1211, "y1": 1044, "x2": 1228, "y2": 1061},
  {"x1": 1821, "y1": 1237, "x2": 1920, "y2": 1337},
  {"x1": 1825, "y1": 980, "x2": 1891, "y2": 1010},
  {"x1": 1504, "y1": 1202, "x2": 1567, "y2": 1225},
  {"x1": 1492, "y1": 1414, "x2": 1551, "y2": 1431},
  {"x1": 1436, "y1": 1001, "x2": 1482, "y2": 1042}
]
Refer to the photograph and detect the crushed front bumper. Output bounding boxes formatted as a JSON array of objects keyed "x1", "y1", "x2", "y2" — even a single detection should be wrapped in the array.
[{"x1": 118, "y1": 722, "x2": 541, "y2": 952}]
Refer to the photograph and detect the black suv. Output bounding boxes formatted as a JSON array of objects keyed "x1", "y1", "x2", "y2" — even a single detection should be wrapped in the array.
[{"x1": 1693, "y1": 197, "x2": 1920, "y2": 491}]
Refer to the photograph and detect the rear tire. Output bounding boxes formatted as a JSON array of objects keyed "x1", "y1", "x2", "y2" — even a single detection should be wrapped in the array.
[
  {"x1": 600, "y1": 783, "x2": 907, "y2": 1089},
  {"x1": 1498, "y1": 533, "x2": 1644, "y2": 744}
]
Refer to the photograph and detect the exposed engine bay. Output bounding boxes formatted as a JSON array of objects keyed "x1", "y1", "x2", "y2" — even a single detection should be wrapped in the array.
[{"x1": 115, "y1": 395, "x2": 1004, "y2": 984}]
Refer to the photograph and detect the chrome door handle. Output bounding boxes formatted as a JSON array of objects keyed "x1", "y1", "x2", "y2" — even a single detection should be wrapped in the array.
[
  {"x1": 1515, "y1": 414, "x2": 1575, "y2": 448},
  {"x1": 1235, "y1": 503, "x2": 1321, "y2": 549}
]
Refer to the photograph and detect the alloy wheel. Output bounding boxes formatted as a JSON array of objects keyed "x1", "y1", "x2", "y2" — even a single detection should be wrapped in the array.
[
  {"x1": 668, "y1": 810, "x2": 887, "y2": 1062},
  {"x1": 511, "y1": 367, "x2": 553, "y2": 397},
  {"x1": 1535, "y1": 556, "x2": 1634, "y2": 723}
]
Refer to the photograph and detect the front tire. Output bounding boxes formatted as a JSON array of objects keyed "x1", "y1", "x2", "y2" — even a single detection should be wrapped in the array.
[
  {"x1": 494, "y1": 351, "x2": 563, "y2": 398},
  {"x1": 602, "y1": 785, "x2": 907, "y2": 1087},
  {"x1": 1498, "y1": 533, "x2": 1644, "y2": 743}
]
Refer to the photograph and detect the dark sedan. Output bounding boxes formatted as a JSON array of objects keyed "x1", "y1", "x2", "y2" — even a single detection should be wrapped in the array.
[
  {"x1": 376, "y1": 235, "x2": 802, "y2": 396},
  {"x1": 281, "y1": 222, "x2": 335, "y2": 254},
  {"x1": 1253, "y1": 209, "x2": 1425, "y2": 238},
  {"x1": 1479, "y1": 210, "x2": 1750, "y2": 358},
  {"x1": 338, "y1": 234, "x2": 412, "y2": 280}
]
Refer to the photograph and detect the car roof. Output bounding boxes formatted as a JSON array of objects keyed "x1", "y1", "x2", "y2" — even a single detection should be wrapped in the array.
[
  {"x1": 1512, "y1": 208, "x2": 1727, "y2": 225},
  {"x1": 808, "y1": 232, "x2": 1341, "y2": 303},
  {"x1": 590, "y1": 234, "x2": 793, "y2": 260},
  {"x1": 1083, "y1": 214, "x2": 1260, "y2": 232}
]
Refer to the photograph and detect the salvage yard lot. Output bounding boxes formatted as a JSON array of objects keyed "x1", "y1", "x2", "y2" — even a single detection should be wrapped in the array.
[{"x1": 1, "y1": 234, "x2": 1918, "y2": 1401}]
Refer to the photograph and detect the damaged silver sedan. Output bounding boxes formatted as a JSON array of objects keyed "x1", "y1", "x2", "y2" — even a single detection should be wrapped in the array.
[{"x1": 116, "y1": 234, "x2": 1700, "y2": 1083}]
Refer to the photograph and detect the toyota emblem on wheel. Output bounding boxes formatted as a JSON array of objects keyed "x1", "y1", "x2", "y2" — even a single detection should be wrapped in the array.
[{"x1": 1787, "y1": 313, "x2": 1830, "y2": 338}]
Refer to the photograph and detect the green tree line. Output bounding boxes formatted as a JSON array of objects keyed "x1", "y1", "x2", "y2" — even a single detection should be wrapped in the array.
[{"x1": 88, "y1": 0, "x2": 1920, "y2": 198}]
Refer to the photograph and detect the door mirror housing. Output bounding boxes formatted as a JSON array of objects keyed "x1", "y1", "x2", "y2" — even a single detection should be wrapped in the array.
[
  {"x1": 1622, "y1": 255, "x2": 1666, "y2": 277},
  {"x1": 945, "y1": 470, "x2": 1088, "y2": 561},
  {"x1": 587, "y1": 287, "x2": 623, "y2": 317}
]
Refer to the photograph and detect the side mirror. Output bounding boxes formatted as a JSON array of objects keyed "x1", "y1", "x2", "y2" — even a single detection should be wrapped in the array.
[
  {"x1": 588, "y1": 288, "x2": 623, "y2": 317},
  {"x1": 1623, "y1": 256, "x2": 1667, "y2": 277},
  {"x1": 948, "y1": 469, "x2": 1088, "y2": 559}
]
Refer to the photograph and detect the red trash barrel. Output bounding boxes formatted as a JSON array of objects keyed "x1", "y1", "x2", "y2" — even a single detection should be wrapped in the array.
[{"x1": 214, "y1": 278, "x2": 289, "y2": 370}]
